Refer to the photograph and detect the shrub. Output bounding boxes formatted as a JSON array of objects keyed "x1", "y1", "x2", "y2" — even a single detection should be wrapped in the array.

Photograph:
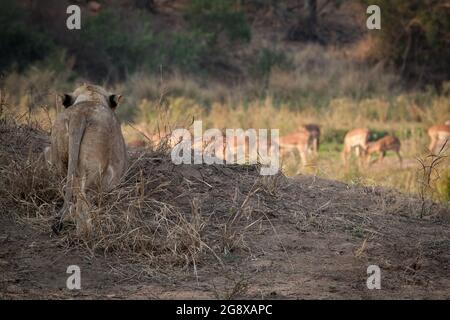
[
  {"x1": 71, "y1": 9, "x2": 208, "y2": 81},
  {"x1": 0, "y1": 0, "x2": 55, "y2": 73},
  {"x1": 364, "y1": 0, "x2": 450, "y2": 85},
  {"x1": 436, "y1": 172, "x2": 450, "y2": 203},
  {"x1": 321, "y1": 128, "x2": 347, "y2": 145},
  {"x1": 185, "y1": 0, "x2": 251, "y2": 45},
  {"x1": 253, "y1": 48, "x2": 293, "y2": 80},
  {"x1": 369, "y1": 129, "x2": 388, "y2": 142}
]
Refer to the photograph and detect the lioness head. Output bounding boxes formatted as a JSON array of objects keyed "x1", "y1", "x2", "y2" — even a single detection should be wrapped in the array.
[{"x1": 61, "y1": 84, "x2": 122, "y2": 110}]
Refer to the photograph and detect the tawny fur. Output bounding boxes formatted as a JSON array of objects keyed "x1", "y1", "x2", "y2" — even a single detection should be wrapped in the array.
[
  {"x1": 366, "y1": 135, "x2": 402, "y2": 165},
  {"x1": 279, "y1": 130, "x2": 311, "y2": 166},
  {"x1": 302, "y1": 124, "x2": 320, "y2": 154},
  {"x1": 127, "y1": 139, "x2": 146, "y2": 148},
  {"x1": 428, "y1": 124, "x2": 450, "y2": 154},
  {"x1": 45, "y1": 84, "x2": 127, "y2": 235},
  {"x1": 342, "y1": 128, "x2": 371, "y2": 165}
]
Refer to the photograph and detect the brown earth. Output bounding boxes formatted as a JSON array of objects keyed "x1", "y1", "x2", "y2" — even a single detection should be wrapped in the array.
[{"x1": 0, "y1": 120, "x2": 449, "y2": 300}]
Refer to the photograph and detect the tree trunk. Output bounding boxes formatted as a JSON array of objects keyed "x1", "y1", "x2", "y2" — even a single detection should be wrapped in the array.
[
  {"x1": 305, "y1": 0, "x2": 317, "y2": 32},
  {"x1": 287, "y1": 0, "x2": 323, "y2": 43},
  {"x1": 135, "y1": 0, "x2": 156, "y2": 13}
]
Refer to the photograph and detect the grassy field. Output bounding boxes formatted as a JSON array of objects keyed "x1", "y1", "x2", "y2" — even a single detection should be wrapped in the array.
[
  {"x1": 1, "y1": 40, "x2": 449, "y2": 203},
  {"x1": 115, "y1": 90, "x2": 449, "y2": 202},
  {"x1": 2, "y1": 86, "x2": 449, "y2": 203}
]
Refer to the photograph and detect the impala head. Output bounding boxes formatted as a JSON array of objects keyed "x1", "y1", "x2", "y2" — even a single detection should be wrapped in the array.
[{"x1": 362, "y1": 143, "x2": 374, "y2": 160}]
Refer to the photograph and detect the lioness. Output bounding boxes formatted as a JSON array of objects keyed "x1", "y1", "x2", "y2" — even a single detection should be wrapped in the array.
[{"x1": 45, "y1": 84, "x2": 128, "y2": 235}]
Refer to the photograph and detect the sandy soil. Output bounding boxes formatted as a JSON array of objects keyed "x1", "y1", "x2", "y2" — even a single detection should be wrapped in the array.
[
  {"x1": 1, "y1": 120, "x2": 449, "y2": 299},
  {"x1": 1, "y1": 174, "x2": 449, "y2": 299}
]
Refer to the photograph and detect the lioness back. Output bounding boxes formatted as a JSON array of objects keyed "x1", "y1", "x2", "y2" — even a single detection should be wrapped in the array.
[{"x1": 48, "y1": 84, "x2": 128, "y2": 234}]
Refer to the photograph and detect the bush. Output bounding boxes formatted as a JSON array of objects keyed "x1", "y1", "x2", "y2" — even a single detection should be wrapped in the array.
[
  {"x1": 322, "y1": 128, "x2": 347, "y2": 145},
  {"x1": 0, "y1": 0, "x2": 55, "y2": 73},
  {"x1": 266, "y1": 45, "x2": 402, "y2": 109},
  {"x1": 369, "y1": 130, "x2": 388, "y2": 142},
  {"x1": 364, "y1": 0, "x2": 450, "y2": 85},
  {"x1": 71, "y1": 9, "x2": 208, "y2": 81},
  {"x1": 253, "y1": 48, "x2": 293, "y2": 80},
  {"x1": 185, "y1": 0, "x2": 251, "y2": 45},
  {"x1": 159, "y1": 31, "x2": 208, "y2": 73},
  {"x1": 436, "y1": 172, "x2": 450, "y2": 203}
]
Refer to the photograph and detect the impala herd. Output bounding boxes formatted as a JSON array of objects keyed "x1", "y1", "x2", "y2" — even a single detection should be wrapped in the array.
[{"x1": 128, "y1": 120, "x2": 450, "y2": 168}]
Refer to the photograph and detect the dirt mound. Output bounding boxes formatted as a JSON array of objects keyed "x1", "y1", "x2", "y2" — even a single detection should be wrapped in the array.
[
  {"x1": 0, "y1": 120, "x2": 449, "y2": 299},
  {"x1": 0, "y1": 118, "x2": 49, "y2": 159}
]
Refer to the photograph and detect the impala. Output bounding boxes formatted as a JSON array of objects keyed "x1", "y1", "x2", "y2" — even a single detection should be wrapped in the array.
[
  {"x1": 302, "y1": 124, "x2": 320, "y2": 154},
  {"x1": 279, "y1": 130, "x2": 311, "y2": 166},
  {"x1": 365, "y1": 135, "x2": 402, "y2": 165},
  {"x1": 428, "y1": 123, "x2": 450, "y2": 154},
  {"x1": 342, "y1": 128, "x2": 371, "y2": 165}
]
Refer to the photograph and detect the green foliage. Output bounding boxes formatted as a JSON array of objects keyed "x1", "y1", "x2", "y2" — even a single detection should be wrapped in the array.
[
  {"x1": 364, "y1": 0, "x2": 450, "y2": 84},
  {"x1": 185, "y1": 0, "x2": 251, "y2": 45},
  {"x1": 253, "y1": 48, "x2": 292, "y2": 79},
  {"x1": 75, "y1": 10, "x2": 132, "y2": 78},
  {"x1": 72, "y1": 10, "x2": 207, "y2": 80},
  {"x1": 0, "y1": 0, "x2": 55, "y2": 72},
  {"x1": 322, "y1": 129, "x2": 347, "y2": 145},
  {"x1": 436, "y1": 171, "x2": 450, "y2": 203},
  {"x1": 161, "y1": 31, "x2": 208, "y2": 72},
  {"x1": 322, "y1": 128, "x2": 390, "y2": 146},
  {"x1": 369, "y1": 130, "x2": 388, "y2": 142}
]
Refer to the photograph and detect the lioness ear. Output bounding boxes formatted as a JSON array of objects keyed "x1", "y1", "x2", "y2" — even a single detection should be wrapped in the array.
[
  {"x1": 109, "y1": 94, "x2": 122, "y2": 109},
  {"x1": 61, "y1": 94, "x2": 74, "y2": 108}
]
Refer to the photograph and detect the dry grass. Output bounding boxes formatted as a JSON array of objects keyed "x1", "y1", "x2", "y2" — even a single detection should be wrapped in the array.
[
  {"x1": 1, "y1": 115, "x2": 449, "y2": 293},
  {"x1": 0, "y1": 45, "x2": 448, "y2": 276},
  {"x1": 417, "y1": 140, "x2": 449, "y2": 216},
  {"x1": 211, "y1": 272, "x2": 251, "y2": 300},
  {"x1": 2, "y1": 71, "x2": 449, "y2": 203},
  {"x1": 0, "y1": 116, "x2": 275, "y2": 273}
]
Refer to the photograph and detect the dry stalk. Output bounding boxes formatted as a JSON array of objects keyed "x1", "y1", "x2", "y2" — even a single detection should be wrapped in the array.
[{"x1": 416, "y1": 140, "x2": 448, "y2": 218}]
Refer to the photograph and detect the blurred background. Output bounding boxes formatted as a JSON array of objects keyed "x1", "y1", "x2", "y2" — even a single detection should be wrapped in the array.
[{"x1": 0, "y1": 0, "x2": 449, "y2": 200}]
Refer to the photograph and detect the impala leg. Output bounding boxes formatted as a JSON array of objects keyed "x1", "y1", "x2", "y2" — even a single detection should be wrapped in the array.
[
  {"x1": 379, "y1": 151, "x2": 386, "y2": 163},
  {"x1": 357, "y1": 146, "x2": 365, "y2": 167},
  {"x1": 298, "y1": 146, "x2": 308, "y2": 167},
  {"x1": 341, "y1": 145, "x2": 349, "y2": 166},
  {"x1": 366, "y1": 152, "x2": 372, "y2": 166}
]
